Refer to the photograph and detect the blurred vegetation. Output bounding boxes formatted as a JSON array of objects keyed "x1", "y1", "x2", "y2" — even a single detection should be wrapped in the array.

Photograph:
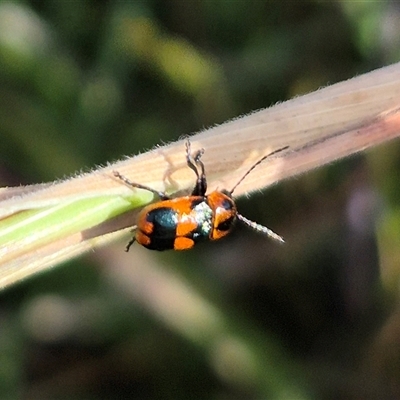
[{"x1": 2, "y1": 0, "x2": 400, "y2": 399}]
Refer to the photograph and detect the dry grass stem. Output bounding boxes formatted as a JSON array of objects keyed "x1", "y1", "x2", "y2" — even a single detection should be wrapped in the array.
[{"x1": 1, "y1": 62, "x2": 400, "y2": 287}]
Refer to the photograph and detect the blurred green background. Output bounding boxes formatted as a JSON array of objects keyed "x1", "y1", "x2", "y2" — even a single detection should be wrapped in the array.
[{"x1": 2, "y1": 1, "x2": 400, "y2": 399}]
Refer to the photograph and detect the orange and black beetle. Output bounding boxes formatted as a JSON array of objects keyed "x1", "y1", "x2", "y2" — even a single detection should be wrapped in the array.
[{"x1": 113, "y1": 140, "x2": 288, "y2": 251}]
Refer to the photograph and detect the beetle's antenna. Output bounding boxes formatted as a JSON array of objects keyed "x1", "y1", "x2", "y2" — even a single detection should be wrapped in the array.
[
  {"x1": 230, "y1": 146, "x2": 289, "y2": 195},
  {"x1": 237, "y1": 214, "x2": 284, "y2": 243}
]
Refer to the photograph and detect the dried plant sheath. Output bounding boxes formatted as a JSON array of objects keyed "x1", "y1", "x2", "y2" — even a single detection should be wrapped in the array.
[{"x1": 1, "y1": 62, "x2": 400, "y2": 287}]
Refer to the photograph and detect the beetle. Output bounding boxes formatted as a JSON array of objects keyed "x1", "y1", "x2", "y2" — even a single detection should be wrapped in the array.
[{"x1": 113, "y1": 140, "x2": 288, "y2": 251}]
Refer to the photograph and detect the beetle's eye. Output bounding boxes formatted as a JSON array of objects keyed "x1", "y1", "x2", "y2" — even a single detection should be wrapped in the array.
[
  {"x1": 221, "y1": 198, "x2": 234, "y2": 211},
  {"x1": 217, "y1": 216, "x2": 235, "y2": 231}
]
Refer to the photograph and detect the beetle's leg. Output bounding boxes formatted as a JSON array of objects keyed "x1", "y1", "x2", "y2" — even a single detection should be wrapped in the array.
[
  {"x1": 185, "y1": 140, "x2": 207, "y2": 196},
  {"x1": 125, "y1": 233, "x2": 136, "y2": 252},
  {"x1": 113, "y1": 171, "x2": 170, "y2": 200}
]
